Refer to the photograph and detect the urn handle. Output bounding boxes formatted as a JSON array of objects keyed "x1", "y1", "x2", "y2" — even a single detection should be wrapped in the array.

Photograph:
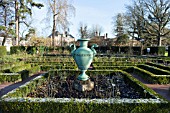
[
  {"x1": 91, "y1": 44, "x2": 98, "y2": 56},
  {"x1": 70, "y1": 44, "x2": 76, "y2": 56}
]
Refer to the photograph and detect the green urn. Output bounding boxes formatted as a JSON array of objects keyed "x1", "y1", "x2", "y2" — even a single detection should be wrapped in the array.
[{"x1": 70, "y1": 39, "x2": 98, "y2": 81}]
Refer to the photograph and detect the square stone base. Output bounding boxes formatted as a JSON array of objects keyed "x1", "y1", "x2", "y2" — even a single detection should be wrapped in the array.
[{"x1": 73, "y1": 79, "x2": 94, "y2": 92}]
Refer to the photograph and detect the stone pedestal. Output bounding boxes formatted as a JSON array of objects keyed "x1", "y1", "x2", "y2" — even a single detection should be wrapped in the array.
[{"x1": 73, "y1": 79, "x2": 94, "y2": 92}]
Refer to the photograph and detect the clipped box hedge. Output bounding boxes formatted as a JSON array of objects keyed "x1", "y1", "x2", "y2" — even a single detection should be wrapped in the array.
[
  {"x1": 10, "y1": 46, "x2": 26, "y2": 54},
  {"x1": 0, "y1": 70, "x2": 169, "y2": 113},
  {"x1": 131, "y1": 67, "x2": 170, "y2": 84},
  {"x1": 146, "y1": 62, "x2": 170, "y2": 72},
  {"x1": 137, "y1": 64, "x2": 170, "y2": 75},
  {"x1": 93, "y1": 66, "x2": 133, "y2": 70},
  {"x1": 0, "y1": 65, "x2": 41, "y2": 83},
  {"x1": 93, "y1": 61, "x2": 141, "y2": 66},
  {"x1": 168, "y1": 46, "x2": 170, "y2": 57},
  {"x1": 0, "y1": 46, "x2": 7, "y2": 57},
  {"x1": 0, "y1": 73, "x2": 21, "y2": 83}
]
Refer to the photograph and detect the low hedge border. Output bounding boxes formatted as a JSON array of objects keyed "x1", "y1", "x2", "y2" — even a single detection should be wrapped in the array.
[
  {"x1": 0, "y1": 70, "x2": 169, "y2": 113},
  {"x1": 137, "y1": 64, "x2": 170, "y2": 75},
  {"x1": 40, "y1": 65, "x2": 77, "y2": 71},
  {"x1": 132, "y1": 67, "x2": 170, "y2": 84},
  {"x1": 0, "y1": 73, "x2": 21, "y2": 83},
  {"x1": 0, "y1": 46, "x2": 7, "y2": 57},
  {"x1": 1, "y1": 72, "x2": 48, "y2": 98},
  {"x1": 93, "y1": 61, "x2": 142, "y2": 66},
  {"x1": 146, "y1": 62, "x2": 170, "y2": 72},
  {"x1": 93, "y1": 66, "x2": 133, "y2": 70},
  {"x1": 0, "y1": 66, "x2": 41, "y2": 83},
  {"x1": 1, "y1": 64, "x2": 31, "y2": 73},
  {"x1": 0, "y1": 62, "x2": 25, "y2": 71}
]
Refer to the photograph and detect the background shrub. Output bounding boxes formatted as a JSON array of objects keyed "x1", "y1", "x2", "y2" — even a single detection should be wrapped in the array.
[
  {"x1": 0, "y1": 46, "x2": 7, "y2": 56},
  {"x1": 10, "y1": 46, "x2": 25, "y2": 54}
]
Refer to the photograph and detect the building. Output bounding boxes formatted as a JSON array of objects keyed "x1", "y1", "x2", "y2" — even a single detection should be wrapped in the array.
[{"x1": 48, "y1": 31, "x2": 75, "y2": 46}]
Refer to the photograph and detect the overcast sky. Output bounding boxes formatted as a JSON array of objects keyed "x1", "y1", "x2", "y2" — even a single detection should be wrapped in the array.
[{"x1": 32, "y1": 0, "x2": 132, "y2": 39}]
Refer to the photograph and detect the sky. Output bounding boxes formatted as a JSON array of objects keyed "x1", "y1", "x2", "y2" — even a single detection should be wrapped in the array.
[{"x1": 32, "y1": 0, "x2": 132, "y2": 39}]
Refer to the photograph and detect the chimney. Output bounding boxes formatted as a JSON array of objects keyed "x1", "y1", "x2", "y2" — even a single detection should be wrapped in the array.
[
  {"x1": 104, "y1": 34, "x2": 106, "y2": 39},
  {"x1": 95, "y1": 31, "x2": 98, "y2": 36},
  {"x1": 65, "y1": 31, "x2": 68, "y2": 37},
  {"x1": 106, "y1": 33, "x2": 108, "y2": 39}
]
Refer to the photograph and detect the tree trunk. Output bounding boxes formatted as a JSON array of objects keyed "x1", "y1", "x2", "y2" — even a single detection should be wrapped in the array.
[
  {"x1": 52, "y1": 0, "x2": 56, "y2": 47},
  {"x1": 2, "y1": 5, "x2": 7, "y2": 46},
  {"x1": 15, "y1": 0, "x2": 19, "y2": 46},
  {"x1": 52, "y1": 14, "x2": 56, "y2": 47},
  {"x1": 157, "y1": 36, "x2": 161, "y2": 46}
]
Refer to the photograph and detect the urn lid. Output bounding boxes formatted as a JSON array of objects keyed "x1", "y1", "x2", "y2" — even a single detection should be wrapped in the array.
[{"x1": 77, "y1": 38, "x2": 90, "y2": 41}]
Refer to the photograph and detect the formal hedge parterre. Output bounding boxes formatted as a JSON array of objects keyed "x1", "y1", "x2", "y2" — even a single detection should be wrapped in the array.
[
  {"x1": 41, "y1": 65, "x2": 77, "y2": 71},
  {"x1": 0, "y1": 73, "x2": 21, "y2": 83},
  {"x1": 146, "y1": 62, "x2": 170, "y2": 72},
  {"x1": 0, "y1": 64, "x2": 41, "y2": 83},
  {"x1": 0, "y1": 61, "x2": 25, "y2": 71},
  {"x1": 131, "y1": 67, "x2": 170, "y2": 84},
  {"x1": 93, "y1": 66, "x2": 133, "y2": 70},
  {"x1": 0, "y1": 70, "x2": 169, "y2": 113},
  {"x1": 137, "y1": 64, "x2": 170, "y2": 75},
  {"x1": 93, "y1": 61, "x2": 142, "y2": 66}
]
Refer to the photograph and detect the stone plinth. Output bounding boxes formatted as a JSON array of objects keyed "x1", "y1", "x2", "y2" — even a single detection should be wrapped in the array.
[{"x1": 73, "y1": 79, "x2": 94, "y2": 92}]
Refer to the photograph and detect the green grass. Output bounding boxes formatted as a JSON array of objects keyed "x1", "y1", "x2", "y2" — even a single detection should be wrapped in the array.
[{"x1": 164, "y1": 51, "x2": 168, "y2": 56}]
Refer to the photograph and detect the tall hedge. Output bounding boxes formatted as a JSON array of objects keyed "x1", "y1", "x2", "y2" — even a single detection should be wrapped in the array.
[
  {"x1": 143, "y1": 46, "x2": 165, "y2": 55},
  {"x1": 110, "y1": 46, "x2": 141, "y2": 55},
  {"x1": 10, "y1": 46, "x2": 25, "y2": 54},
  {"x1": 168, "y1": 46, "x2": 170, "y2": 57},
  {"x1": 0, "y1": 46, "x2": 7, "y2": 56}
]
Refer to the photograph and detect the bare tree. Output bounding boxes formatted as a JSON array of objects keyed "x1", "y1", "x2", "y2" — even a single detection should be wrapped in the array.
[
  {"x1": 144, "y1": 0, "x2": 170, "y2": 46},
  {"x1": 78, "y1": 22, "x2": 89, "y2": 39},
  {"x1": 89, "y1": 24, "x2": 104, "y2": 37},
  {"x1": 48, "y1": 0, "x2": 75, "y2": 46},
  {"x1": 126, "y1": 0, "x2": 170, "y2": 46}
]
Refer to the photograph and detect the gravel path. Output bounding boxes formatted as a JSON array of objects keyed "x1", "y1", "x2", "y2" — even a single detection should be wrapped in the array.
[
  {"x1": 0, "y1": 72, "x2": 46, "y2": 97},
  {"x1": 131, "y1": 73, "x2": 170, "y2": 101}
]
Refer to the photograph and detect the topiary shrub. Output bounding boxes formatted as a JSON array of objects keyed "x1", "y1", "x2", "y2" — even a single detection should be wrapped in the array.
[{"x1": 0, "y1": 46, "x2": 7, "y2": 57}]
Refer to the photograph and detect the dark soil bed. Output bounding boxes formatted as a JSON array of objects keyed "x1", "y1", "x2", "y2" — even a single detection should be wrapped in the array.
[{"x1": 27, "y1": 74, "x2": 149, "y2": 99}]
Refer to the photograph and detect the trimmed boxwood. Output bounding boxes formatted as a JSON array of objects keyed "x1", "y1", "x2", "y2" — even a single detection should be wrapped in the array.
[
  {"x1": 168, "y1": 46, "x2": 170, "y2": 57},
  {"x1": 93, "y1": 61, "x2": 141, "y2": 66},
  {"x1": 0, "y1": 70, "x2": 169, "y2": 113},
  {"x1": 10, "y1": 46, "x2": 26, "y2": 54},
  {"x1": 137, "y1": 64, "x2": 170, "y2": 75},
  {"x1": 0, "y1": 46, "x2": 7, "y2": 57},
  {"x1": 0, "y1": 101, "x2": 169, "y2": 113},
  {"x1": 131, "y1": 67, "x2": 170, "y2": 84},
  {"x1": 0, "y1": 73, "x2": 21, "y2": 83},
  {"x1": 20, "y1": 70, "x2": 29, "y2": 81},
  {"x1": 93, "y1": 66, "x2": 133, "y2": 70},
  {"x1": 146, "y1": 62, "x2": 170, "y2": 72}
]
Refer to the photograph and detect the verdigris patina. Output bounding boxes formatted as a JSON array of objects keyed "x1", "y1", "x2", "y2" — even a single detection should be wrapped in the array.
[{"x1": 70, "y1": 38, "x2": 98, "y2": 91}]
